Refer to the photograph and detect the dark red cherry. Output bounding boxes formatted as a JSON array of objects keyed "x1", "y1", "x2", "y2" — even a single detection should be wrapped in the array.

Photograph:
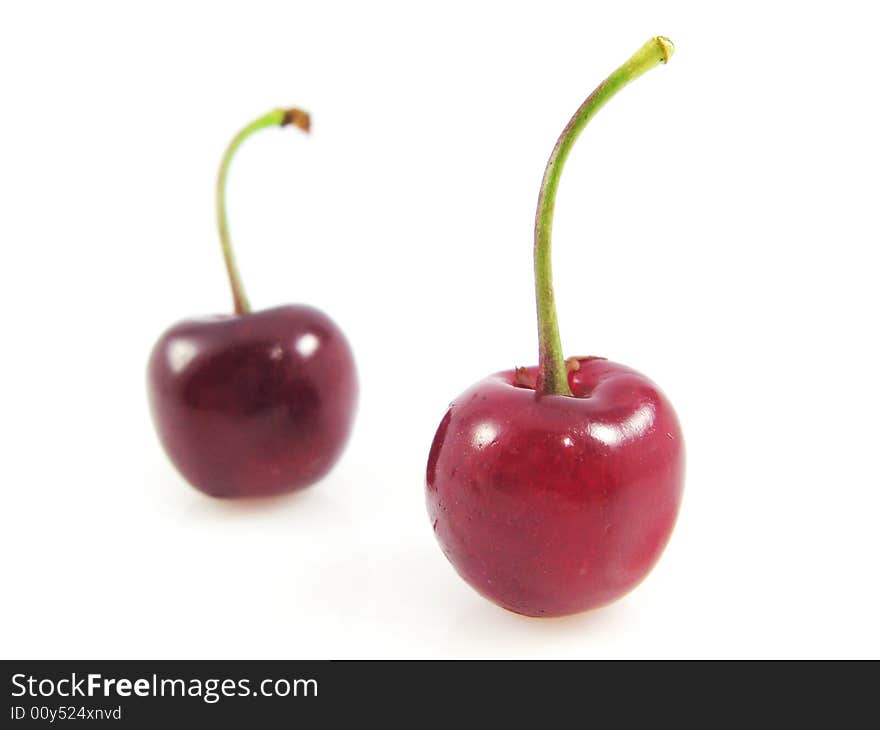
[
  {"x1": 149, "y1": 305, "x2": 356, "y2": 498},
  {"x1": 148, "y1": 108, "x2": 356, "y2": 497},
  {"x1": 425, "y1": 38, "x2": 683, "y2": 616}
]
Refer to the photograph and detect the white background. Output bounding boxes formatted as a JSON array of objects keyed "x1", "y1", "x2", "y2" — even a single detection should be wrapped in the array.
[{"x1": 1, "y1": 1, "x2": 878, "y2": 659}]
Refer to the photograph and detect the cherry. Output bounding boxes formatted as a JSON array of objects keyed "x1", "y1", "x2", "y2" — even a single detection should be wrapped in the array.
[
  {"x1": 426, "y1": 38, "x2": 684, "y2": 616},
  {"x1": 148, "y1": 108, "x2": 357, "y2": 498}
]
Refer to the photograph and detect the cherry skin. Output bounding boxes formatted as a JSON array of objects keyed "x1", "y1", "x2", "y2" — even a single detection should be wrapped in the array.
[
  {"x1": 425, "y1": 38, "x2": 682, "y2": 615},
  {"x1": 427, "y1": 359, "x2": 683, "y2": 617},
  {"x1": 147, "y1": 107, "x2": 357, "y2": 497},
  {"x1": 149, "y1": 305, "x2": 357, "y2": 498}
]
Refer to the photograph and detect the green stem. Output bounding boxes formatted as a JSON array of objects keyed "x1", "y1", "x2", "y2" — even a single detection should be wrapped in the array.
[
  {"x1": 533, "y1": 37, "x2": 674, "y2": 395},
  {"x1": 216, "y1": 107, "x2": 311, "y2": 315}
]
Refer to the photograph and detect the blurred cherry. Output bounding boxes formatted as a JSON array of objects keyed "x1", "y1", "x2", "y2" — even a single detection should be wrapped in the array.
[{"x1": 148, "y1": 108, "x2": 357, "y2": 498}]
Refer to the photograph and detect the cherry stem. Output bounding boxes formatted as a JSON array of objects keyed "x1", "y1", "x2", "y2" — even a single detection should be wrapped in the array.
[
  {"x1": 216, "y1": 107, "x2": 311, "y2": 315},
  {"x1": 533, "y1": 37, "x2": 674, "y2": 395}
]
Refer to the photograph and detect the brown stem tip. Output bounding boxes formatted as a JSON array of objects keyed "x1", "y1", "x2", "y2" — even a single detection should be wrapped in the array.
[{"x1": 282, "y1": 108, "x2": 311, "y2": 132}]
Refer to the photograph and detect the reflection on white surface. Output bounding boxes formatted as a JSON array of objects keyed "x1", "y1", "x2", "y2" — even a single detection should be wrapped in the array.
[
  {"x1": 295, "y1": 333, "x2": 319, "y2": 358},
  {"x1": 167, "y1": 339, "x2": 198, "y2": 373},
  {"x1": 588, "y1": 404, "x2": 654, "y2": 447},
  {"x1": 472, "y1": 422, "x2": 498, "y2": 449}
]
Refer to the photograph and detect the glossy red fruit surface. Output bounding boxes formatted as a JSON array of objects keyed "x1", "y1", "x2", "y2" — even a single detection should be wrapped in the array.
[
  {"x1": 149, "y1": 304, "x2": 357, "y2": 498},
  {"x1": 426, "y1": 358, "x2": 684, "y2": 617}
]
